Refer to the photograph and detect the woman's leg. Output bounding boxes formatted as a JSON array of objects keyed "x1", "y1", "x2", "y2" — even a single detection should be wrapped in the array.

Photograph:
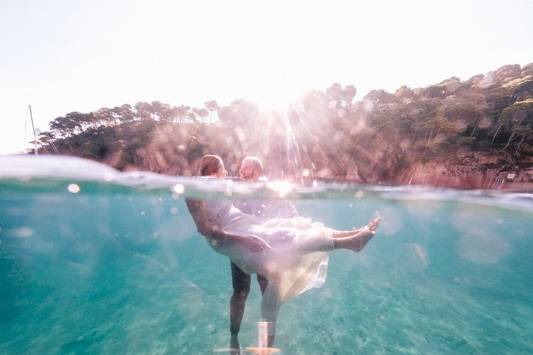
[
  {"x1": 331, "y1": 228, "x2": 363, "y2": 238},
  {"x1": 259, "y1": 218, "x2": 381, "y2": 259},
  {"x1": 331, "y1": 217, "x2": 380, "y2": 238},
  {"x1": 289, "y1": 217, "x2": 381, "y2": 255}
]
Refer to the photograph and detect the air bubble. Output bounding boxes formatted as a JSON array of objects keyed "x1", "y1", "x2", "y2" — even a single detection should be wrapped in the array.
[
  {"x1": 172, "y1": 184, "x2": 185, "y2": 194},
  {"x1": 67, "y1": 183, "x2": 80, "y2": 193}
]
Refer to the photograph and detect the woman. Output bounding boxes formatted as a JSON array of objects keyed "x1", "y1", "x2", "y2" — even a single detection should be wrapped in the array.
[{"x1": 186, "y1": 154, "x2": 380, "y2": 346}]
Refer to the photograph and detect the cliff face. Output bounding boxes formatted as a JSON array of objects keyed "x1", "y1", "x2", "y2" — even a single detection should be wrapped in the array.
[{"x1": 395, "y1": 152, "x2": 533, "y2": 190}]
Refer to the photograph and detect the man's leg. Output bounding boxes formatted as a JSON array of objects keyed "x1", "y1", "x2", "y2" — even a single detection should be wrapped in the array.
[
  {"x1": 260, "y1": 280, "x2": 282, "y2": 347},
  {"x1": 257, "y1": 274, "x2": 268, "y2": 296},
  {"x1": 230, "y1": 262, "x2": 251, "y2": 336}
]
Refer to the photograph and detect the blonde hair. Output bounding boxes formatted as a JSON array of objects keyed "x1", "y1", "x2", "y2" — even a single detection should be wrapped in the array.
[{"x1": 199, "y1": 154, "x2": 223, "y2": 176}]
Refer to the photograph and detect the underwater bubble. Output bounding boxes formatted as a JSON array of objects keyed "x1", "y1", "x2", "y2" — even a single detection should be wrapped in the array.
[
  {"x1": 170, "y1": 207, "x2": 178, "y2": 215},
  {"x1": 67, "y1": 183, "x2": 80, "y2": 193},
  {"x1": 10, "y1": 227, "x2": 34, "y2": 238},
  {"x1": 172, "y1": 184, "x2": 185, "y2": 194}
]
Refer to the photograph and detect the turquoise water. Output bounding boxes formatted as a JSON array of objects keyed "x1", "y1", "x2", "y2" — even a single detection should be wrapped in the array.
[{"x1": 1, "y1": 157, "x2": 533, "y2": 354}]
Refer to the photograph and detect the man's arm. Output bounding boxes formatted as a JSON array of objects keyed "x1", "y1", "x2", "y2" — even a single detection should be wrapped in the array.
[
  {"x1": 185, "y1": 198, "x2": 271, "y2": 253},
  {"x1": 185, "y1": 198, "x2": 213, "y2": 236}
]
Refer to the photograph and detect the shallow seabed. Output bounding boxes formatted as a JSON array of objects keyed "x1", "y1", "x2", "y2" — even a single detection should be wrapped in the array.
[{"x1": 1, "y1": 156, "x2": 532, "y2": 354}]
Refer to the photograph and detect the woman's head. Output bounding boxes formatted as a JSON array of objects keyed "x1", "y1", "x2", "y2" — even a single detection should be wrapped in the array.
[{"x1": 199, "y1": 154, "x2": 226, "y2": 177}]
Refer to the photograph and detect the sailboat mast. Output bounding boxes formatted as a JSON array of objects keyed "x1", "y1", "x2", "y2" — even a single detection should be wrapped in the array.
[{"x1": 28, "y1": 105, "x2": 38, "y2": 155}]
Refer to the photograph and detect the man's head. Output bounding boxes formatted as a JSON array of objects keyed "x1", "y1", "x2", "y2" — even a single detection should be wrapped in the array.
[{"x1": 239, "y1": 156, "x2": 263, "y2": 181}]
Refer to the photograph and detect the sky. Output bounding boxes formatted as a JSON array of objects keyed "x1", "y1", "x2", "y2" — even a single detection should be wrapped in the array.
[{"x1": 0, "y1": 0, "x2": 532, "y2": 154}]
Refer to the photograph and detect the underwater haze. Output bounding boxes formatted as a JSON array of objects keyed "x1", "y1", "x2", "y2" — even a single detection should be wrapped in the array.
[{"x1": 1, "y1": 156, "x2": 533, "y2": 354}]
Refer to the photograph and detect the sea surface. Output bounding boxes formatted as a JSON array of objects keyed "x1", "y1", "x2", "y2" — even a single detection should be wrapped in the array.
[{"x1": 1, "y1": 156, "x2": 532, "y2": 354}]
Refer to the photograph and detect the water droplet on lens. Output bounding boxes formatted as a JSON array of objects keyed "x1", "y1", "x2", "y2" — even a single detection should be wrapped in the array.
[
  {"x1": 67, "y1": 183, "x2": 80, "y2": 193},
  {"x1": 172, "y1": 184, "x2": 185, "y2": 194}
]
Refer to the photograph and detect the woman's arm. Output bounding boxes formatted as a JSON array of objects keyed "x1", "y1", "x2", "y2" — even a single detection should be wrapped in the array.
[{"x1": 186, "y1": 198, "x2": 271, "y2": 253}]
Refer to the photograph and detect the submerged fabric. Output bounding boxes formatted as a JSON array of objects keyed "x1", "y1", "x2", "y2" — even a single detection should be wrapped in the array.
[
  {"x1": 206, "y1": 200, "x2": 332, "y2": 302},
  {"x1": 234, "y1": 198, "x2": 298, "y2": 219}
]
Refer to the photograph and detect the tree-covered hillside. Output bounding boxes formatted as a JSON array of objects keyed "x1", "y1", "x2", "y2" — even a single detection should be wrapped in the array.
[{"x1": 36, "y1": 63, "x2": 533, "y2": 184}]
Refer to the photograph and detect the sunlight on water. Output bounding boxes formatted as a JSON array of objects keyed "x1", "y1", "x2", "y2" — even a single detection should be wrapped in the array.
[{"x1": 1, "y1": 156, "x2": 533, "y2": 354}]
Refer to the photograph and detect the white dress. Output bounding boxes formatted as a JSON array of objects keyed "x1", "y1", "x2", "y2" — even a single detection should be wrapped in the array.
[{"x1": 205, "y1": 200, "x2": 333, "y2": 302}]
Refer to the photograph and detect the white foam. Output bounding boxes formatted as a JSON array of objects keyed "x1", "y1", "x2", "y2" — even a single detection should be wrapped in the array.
[
  {"x1": 1, "y1": 155, "x2": 532, "y2": 214},
  {"x1": 0, "y1": 155, "x2": 118, "y2": 181}
]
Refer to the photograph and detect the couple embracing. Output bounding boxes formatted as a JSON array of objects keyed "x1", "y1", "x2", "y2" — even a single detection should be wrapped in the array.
[{"x1": 186, "y1": 155, "x2": 380, "y2": 351}]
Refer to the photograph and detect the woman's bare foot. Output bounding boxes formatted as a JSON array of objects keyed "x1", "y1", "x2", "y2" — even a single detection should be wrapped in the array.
[
  {"x1": 334, "y1": 217, "x2": 381, "y2": 252},
  {"x1": 366, "y1": 217, "x2": 381, "y2": 234},
  {"x1": 333, "y1": 217, "x2": 380, "y2": 239}
]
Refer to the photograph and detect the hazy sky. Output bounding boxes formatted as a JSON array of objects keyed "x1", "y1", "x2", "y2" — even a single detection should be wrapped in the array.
[{"x1": 0, "y1": 0, "x2": 531, "y2": 153}]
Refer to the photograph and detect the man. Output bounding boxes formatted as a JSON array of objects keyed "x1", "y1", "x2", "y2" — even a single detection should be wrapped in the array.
[
  {"x1": 235, "y1": 156, "x2": 298, "y2": 218},
  {"x1": 230, "y1": 156, "x2": 298, "y2": 349},
  {"x1": 186, "y1": 155, "x2": 380, "y2": 352}
]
